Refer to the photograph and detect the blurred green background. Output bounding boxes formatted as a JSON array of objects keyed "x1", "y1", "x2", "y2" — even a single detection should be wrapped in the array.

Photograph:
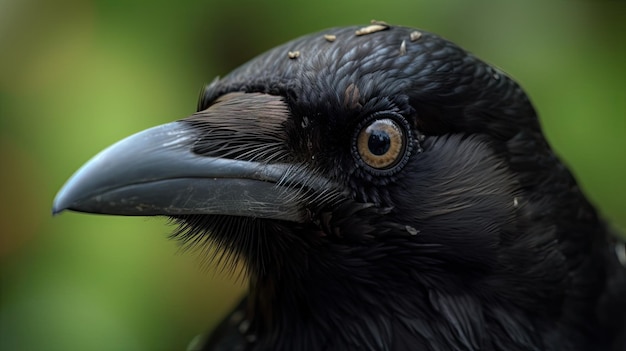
[{"x1": 1, "y1": 0, "x2": 624, "y2": 350}]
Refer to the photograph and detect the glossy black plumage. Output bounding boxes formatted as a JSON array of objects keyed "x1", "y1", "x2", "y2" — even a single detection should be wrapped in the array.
[{"x1": 53, "y1": 24, "x2": 625, "y2": 350}]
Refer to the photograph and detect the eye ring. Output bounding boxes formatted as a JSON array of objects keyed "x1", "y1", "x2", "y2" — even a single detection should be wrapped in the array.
[{"x1": 352, "y1": 112, "x2": 413, "y2": 175}]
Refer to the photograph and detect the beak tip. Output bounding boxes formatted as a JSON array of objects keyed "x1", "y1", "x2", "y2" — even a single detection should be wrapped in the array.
[
  {"x1": 51, "y1": 201, "x2": 66, "y2": 216},
  {"x1": 52, "y1": 192, "x2": 69, "y2": 216}
]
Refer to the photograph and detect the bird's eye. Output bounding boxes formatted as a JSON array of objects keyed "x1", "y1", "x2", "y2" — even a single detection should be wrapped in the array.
[{"x1": 353, "y1": 114, "x2": 411, "y2": 174}]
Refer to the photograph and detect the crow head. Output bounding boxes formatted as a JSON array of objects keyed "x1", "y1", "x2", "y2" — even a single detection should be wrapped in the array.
[{"x1": 53, "y1": 24, "x2": 616, "y2": 350}]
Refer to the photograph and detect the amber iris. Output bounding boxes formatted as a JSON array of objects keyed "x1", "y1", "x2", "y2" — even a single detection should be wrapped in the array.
[{"x1": 356, "y1": 118, "x2": 405, "y2": 169}]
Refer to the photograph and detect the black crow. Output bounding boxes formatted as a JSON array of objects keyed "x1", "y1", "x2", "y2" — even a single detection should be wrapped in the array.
[{"x1": 53, "y1": 23, "x2": 625, "y2": 350}]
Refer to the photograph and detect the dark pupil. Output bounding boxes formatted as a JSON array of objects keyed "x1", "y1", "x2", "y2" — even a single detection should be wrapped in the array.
[{"x1": 368, "y1": 130, "x2": 391, "y2": 156}]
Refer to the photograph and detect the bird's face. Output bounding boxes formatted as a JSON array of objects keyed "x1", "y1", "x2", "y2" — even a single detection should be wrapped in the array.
[
  {"x1": 52, "y1": 23, "x2": 624, "y2": 351},
  {"x1": 54, "y1": 24, "x2": 539, "y2": 299}
]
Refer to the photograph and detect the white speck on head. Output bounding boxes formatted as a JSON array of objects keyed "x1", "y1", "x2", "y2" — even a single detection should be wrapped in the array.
[
  {"x1": 355, "y1": 24, "x2": 389, "y2": 36},
  {"x1": 493, "y1": 73, "x2": 500, "y2": 80},
  {"x1": 513, "y1": 197, "x2": 519, "y2": 208},
  {"x1": 399, "y1": 40, "x2": 407, "y2": 56},
  {"x1": 410, "y1": 31, "x2": 422, "y2": 42},
  {"x1": 288, "y1": 50, "x2": 300, "y2": 59},
  {"x1": 324, "y1": 34, "x2": 336, "y2": 42}
]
